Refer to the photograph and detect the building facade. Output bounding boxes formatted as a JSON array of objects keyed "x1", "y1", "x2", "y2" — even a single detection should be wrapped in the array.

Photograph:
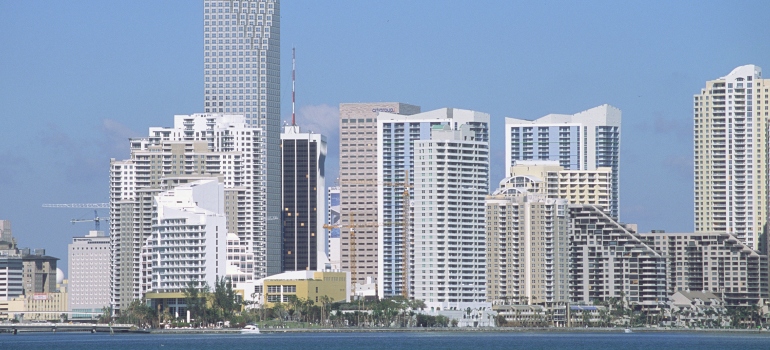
[
  {"x1": 22, "y1": 250, "x2": 58, "y2": 297},
  {"x1": 505, "y1": 105, "x2": 621, "y2": 218},
  {"x1": 240, "y1": 270, "x2": 349, "y2": 307},
  {"x1": 338, "y1": 102, "x2": 420, "y2": 293},
  {"x1": 110, "y1": 114, "x2": 267, "y2": 313},
  {"x1": 203, "y1": 0, "x2": 282, "y2": 277},
  {"x1": 568, "y1": 205, "x2": 667, "y2": 308},
  {"x1": 0, "y1": 255, "x2": 22, "y2": 301},
  {"x1": 280, "y1": 125, "x2": 327, "y2": 271},
  {"x1": 142, "y1": 179, "x2": 228, "y2": 294},
  {"x1": 377, "y1": 108, "x2": 490, "y2": 298},
  {"x1": 68, "y1": 230, "x2": 110, "y2": 317},
  {"x1": 507, "y1": 161, "x2": 612, "y2": 214},
  {"x1": 486, "y1": 190, "x2": 570, "y2": 305},
  {"x1": 327, "y1": 186, "x2": 341, "y2": 270},
  {"x1": 641, "y1": 231, "x2": 768, "y2": 305},
  {"x1": 412, "y1": 125, "x2": 489, "y2": 310},
  {"x1": 694, "y1": 65, "x2": 768, "y2": 250}
]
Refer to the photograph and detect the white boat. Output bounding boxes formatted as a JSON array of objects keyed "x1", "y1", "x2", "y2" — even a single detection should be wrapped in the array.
[
  {"x1": 624, "y1": 328, "x2": 633, "y2": 333},
  {"x1": 241, "y1": 324, "x2": 261, "y2": 334}
]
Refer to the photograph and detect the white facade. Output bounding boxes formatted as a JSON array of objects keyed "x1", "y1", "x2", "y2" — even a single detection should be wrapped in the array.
[
  {"x1": 505, "y1": 105, "x2": 621, "y2": 218},
  {"x1": 110, "y1": 113, "x2": 269, "y2": 313},
  {"x1": 327, "y1": 186, "x2": 341, "y2": 270},
  {"x1": 143, "y1": 179, "x2": 228, "y2": 293},
  {"x1": 68, "y1": 231, "x2": 110, "y2": 315},
  {"x1": 226, "y1": 233, "x2": 255, "y2": 284},
  {"x1": 694, "y1": 65, "x2": 767, "y2": 249},
  {"x1": 377, "y1": 108, "x2": 490, "y2": 298},
  {"x1": 203, "y1": 0, "x2": 282, "y2": 277},
  {"x1": 412, "y1": 125, "x2": 489, "y2": 310}
]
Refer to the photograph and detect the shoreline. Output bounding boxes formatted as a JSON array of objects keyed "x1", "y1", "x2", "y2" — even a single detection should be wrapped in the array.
[{"x1": 147, "y1": 327, "x2": 770, "y2": 335}]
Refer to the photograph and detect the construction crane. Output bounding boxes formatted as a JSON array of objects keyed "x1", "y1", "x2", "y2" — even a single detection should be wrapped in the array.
[
  {"x1": 42, "y1": 203, "x2": 110, "y2": 231},
  {"x1": 335, "y1": 170, "x2": 413, "y2": 299},
  {"x1": 324, "y1": 213, "x2": 358, "y2": 296}
]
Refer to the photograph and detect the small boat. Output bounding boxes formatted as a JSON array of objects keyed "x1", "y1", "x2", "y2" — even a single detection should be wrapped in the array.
[
  {"x1": 624, "y1": 328, "x2": 633, "y2": 333},
  {"x1": 241, "y1": 324, "x2": 261, "y2": 334}
]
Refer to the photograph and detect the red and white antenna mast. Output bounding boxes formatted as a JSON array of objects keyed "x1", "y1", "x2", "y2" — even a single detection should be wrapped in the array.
[{"x1": 291, "y1": 47, "x2": 296, "y2": 126}]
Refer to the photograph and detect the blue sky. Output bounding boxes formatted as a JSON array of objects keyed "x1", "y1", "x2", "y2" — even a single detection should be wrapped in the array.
[{"x1": 1, "y1": 1, "x2": 770, "y2": 274}]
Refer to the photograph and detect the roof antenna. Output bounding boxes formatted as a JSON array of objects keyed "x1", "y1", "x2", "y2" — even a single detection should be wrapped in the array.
[{"x1": 292, "y1": 47, "x2": 296, "y2": 126}]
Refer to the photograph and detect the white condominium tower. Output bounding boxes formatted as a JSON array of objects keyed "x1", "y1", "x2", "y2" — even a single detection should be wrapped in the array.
[
  {"x1": 142, "y1": 179, "x2": 228, "y2": 294},
  {"x1": 413, "y1": 125, "x2": 489, "y2": 309},
  {"x1": 694, "y1": 65, "x2": 768, "y2": 249},
  {"x1": 505, "y1": 105, "x2": 621, "y2": 218},
  {"x1": 204, "y1": 0, "x2": 282, "y2": 276},
  {"x1": 377, "y1": 108, "x2": 490, "y2": 298},
  {"x1": 109, "y1": 114, "x2": 267, "y2": 314},
  {"x1": 339, "y1": 103, "x2": 420, "y2": 293}
]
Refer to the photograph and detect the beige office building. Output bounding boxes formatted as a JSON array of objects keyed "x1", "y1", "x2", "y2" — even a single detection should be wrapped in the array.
[
  {"x1": 694, "y1": 65, "x2": 768, "y2": 249},
  {"x1": 338, "y1": 102, "x2": 420, "y2": 292}
]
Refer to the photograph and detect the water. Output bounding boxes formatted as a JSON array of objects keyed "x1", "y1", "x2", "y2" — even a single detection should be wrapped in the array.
[{"x1": 2, "y1": 331, "x2": 770, "y2": 350}]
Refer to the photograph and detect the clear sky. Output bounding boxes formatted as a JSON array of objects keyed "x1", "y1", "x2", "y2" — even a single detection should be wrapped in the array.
[{"x1": 1, "y1": 1, "x2": 770, "y2": 275}]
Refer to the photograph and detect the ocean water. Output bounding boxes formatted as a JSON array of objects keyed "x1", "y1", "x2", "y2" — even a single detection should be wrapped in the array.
[{"x1": 2, "y1": 331, "x2": 770, "y2": 350}]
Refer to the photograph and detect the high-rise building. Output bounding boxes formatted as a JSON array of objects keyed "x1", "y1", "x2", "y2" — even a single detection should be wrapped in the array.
[
  {"x1": 377, "y1": 108, "x2": 490, "y2": 298},
  {"x1": 568, "y1": 205, "x2": 667, "y2": 308},
  {"x1": 68, "y1": 230, "x2": 110, "y2": 318},
  {"x1": 280, "y1": 125, "x2": 327, "y2": 271},
  {"x1": 203, "y1": 0, "x2": 282, "y2": 276},
  {"x1": 640, "y1": 231, "x2": 768, "y2": 305},
  {"x1": 327, "y1": 186, "x2": 341, "y2": 270},
  {"x1": 485, "y1": 189, "x2": 570, "y2": 305},
  {"x1": 506, "y1": 105, "x2": 621, "y2": 218},
  {"x1": 0, "y1": 220, "x2": 11, "y2": 243},
  {"x1": 694, "y1": 65, "x2": 768, "y2": 250},
  {"x1": 339, "y1": 102, "x2": 420, "y2": 293},
  {"x1": 142, "y1": 179, "x2": 228, "y2": 294},
  {"x1": 110, "y1": 114, "x2": 267, "y2": 313},
  {"x1": 412, "y1": 125, "x2": 489, "y2": 309}
]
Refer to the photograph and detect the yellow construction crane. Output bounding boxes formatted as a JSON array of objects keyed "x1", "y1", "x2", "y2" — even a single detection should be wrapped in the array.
[{"x1": 336, "y1": 170, "x2": 413, "y2": 299}]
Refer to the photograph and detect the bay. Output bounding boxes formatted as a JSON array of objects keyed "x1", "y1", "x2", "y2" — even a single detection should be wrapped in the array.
[{"x1": 2, "y1": 331, "x2": 770, "y2": 350}]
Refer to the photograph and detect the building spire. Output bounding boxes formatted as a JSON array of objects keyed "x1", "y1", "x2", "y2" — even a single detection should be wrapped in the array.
[{"x1": 292, "y1": 47, "x2": 296, "y2": 126}]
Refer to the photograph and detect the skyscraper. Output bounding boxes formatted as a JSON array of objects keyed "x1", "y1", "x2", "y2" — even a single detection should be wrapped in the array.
[
  {"x1": 377, "y1": 108, "x2": 489, "y2": 298},
  {"x1": 203, "y1": 0, "x2": 282, "y2": 275},
  {"x1": 505, "y1": 105, "x2": 621, "y2": 218},
  {"x1": 280, "y1": 125, "x2": 327, "y2": 271},
  {"x1": 412, "y1": 124, "x2": 489, "y2": 309},
  {"x1": 339, "y1": 102, "x2": 420, "y2": 293},
  {"x1": 694, "y1": 65, "x2": 767, "y2": 250}
]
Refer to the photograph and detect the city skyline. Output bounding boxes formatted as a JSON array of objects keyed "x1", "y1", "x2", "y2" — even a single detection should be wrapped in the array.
[{"x1": 2, "y1": 1, "x2": 770, "y2": 274}]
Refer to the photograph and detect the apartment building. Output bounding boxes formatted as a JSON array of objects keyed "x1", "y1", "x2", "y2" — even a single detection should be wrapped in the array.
[
  {"x1": 641, "y1": 231, "x2": 768, "y2": 305},
  {"x1": 506, "y1": 105, "x2": 621, "y2": 218},
  {"x1": 377, "y1": 107, "x2": 490, "y2": 298},
  {"x1": 412, "y1": 125, "x2": 489, "y2": 309},
  {"x1": 694, "y1": 65, "x2": 769, "y2": 250},
  {"x1": 110, "y1": 114, "x2": 265, "y2": 313}
]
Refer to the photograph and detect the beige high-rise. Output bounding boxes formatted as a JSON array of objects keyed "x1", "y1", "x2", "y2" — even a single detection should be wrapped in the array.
[
  {"x1": 694, "y1": 65, "x2": 767, "y2": 249},
  {"x1": 339, "y1": 102, "x2": 419, "y2": 293}
]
